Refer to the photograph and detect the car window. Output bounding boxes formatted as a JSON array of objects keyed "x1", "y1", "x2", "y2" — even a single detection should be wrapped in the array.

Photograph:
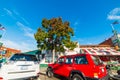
[
  {"x1": 75, "y1": 56, "x2": 88, "y2": 64},
  {"x1": 10, "y1": 54, "x2": 38, "y2": 61},
  {"x1": 57, "y1": 58, "x2": 64, "y2": 64},
  {"x1": 65, "y1": 57, "x2": 73, "y2": 64},
  {"x1": 91, "y1": 55, "x2": 103, "y2": 65}
]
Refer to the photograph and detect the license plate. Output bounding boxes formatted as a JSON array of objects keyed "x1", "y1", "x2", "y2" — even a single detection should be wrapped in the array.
[{"x1": 21, "y1": 66, "x2": 28, "y2": 70}]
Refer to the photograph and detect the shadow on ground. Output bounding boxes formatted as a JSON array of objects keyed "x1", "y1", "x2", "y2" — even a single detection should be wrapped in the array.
[
  {"x1": 54, "y1": 74, "x2": 68, "y2": 80},
  {"x1": 39, "y1": 73, "x2": 68, "y2": 80}
]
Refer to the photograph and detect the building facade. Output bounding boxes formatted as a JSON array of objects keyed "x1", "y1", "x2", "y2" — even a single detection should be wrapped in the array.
[{"x1": 0, "y1": 46, "x2": 21, "y2": 58}]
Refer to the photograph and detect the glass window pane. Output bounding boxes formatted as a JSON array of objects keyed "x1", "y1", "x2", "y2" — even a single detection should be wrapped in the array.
[
  {"x1": 75, "y1": 56, "x2": 88, "y2": 64},
  {"x1": 65, "y1": 57, "x2": 73, "y2": 64},
  {"x1": 57, "y1": 58, "x2": 64, "y2": 64}
]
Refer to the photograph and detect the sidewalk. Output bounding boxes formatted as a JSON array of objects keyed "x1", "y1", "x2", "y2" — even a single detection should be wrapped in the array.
[
  {"x1": 39, "y1": 67, "x2": 47, "y2": 74},
  {"x1": 37, "y1": 67, "x2": 47, "y2": 80}
]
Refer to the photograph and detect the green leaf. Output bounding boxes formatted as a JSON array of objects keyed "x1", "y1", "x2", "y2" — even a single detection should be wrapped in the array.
[{"x1": 34, "y1": 17, "x2": 77, "y2": 54}]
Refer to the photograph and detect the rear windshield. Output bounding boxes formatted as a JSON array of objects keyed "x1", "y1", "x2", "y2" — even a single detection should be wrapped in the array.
[
  {"x1": 9, "y1": 54, "x2": 38, "y2": 61},
  {"x1": 91, "y1": 55, "x2": 103, "y2": 65}
]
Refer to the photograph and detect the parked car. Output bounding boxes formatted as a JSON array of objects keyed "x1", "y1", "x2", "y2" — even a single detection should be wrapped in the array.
[
  {"x1": 0, "y1": 53, "x2": 40, "y2": 80},
  {"x1": 46, "y1": 54, "x2": 109, "y2": 80}
]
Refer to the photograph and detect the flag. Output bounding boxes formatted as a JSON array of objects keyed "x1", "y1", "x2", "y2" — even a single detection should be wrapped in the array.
[
  {"x1": 0, "y1": 27, "x2": 5, "y2": 30},
  {"x1": 112, "y1": 20, "x2": 119, "y2": 25},
  {"x1": 0, "y1": 24, "x2": 5, "y2": 30}
]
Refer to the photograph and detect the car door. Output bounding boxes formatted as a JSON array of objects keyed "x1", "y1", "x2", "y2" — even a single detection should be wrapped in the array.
[
  {"x1": 62, "y1": 57, "x2": 73, "y2": 77},
  {"x1": 53, "y1": 57, "x2": 65, "y2": 75},
  {"x1": 73, "y1": 55, "x2": 91, "y2": 77}
]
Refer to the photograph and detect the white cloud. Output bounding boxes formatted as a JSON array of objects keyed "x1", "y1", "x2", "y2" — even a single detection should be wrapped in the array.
[
  {"x1": 16, "y1": 21, "x2": 34, "y2": 39},
  {"x1": 3, "y1": 8, "x2": 30, "y2": 25},
  {"x1": 20, "y1": 17, "x2": 30, "y2": 25},
  {"x1": 3, "y1": 8, "x2": 33, "y2": 38},
  {"x1": 86, "y1": 42, "x2": 93, "y2": 45},
  {"x1": 107, "y1": 8, "x2": 120, "y2": 20},
  {"x1": 74, "y1": 21, "x2": 79, "y2": 26},
  {"x1": 76, "y1": 38, "x2": 84, "y2": 43},
  {"x1": 13, "y1": 10, "x2": 30, "y2": 25},
  {"x1": 73, "y1": 37, "x2": 84, "y2": 42},
  {"x1": 3, "y1": 8, "x2": 12, "y2": 16},
  {"x1": 74, "y1": 22, "x2": 78, "y2": 26},
  {"x1": 108, "y1": 15, "x2": 120, "y2": 20},
  {"x1": 1, "y1": 39, "x2": 37, "y2": 52}
]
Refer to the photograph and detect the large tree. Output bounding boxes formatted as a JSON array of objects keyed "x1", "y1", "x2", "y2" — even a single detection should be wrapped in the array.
[{"x1": 34, "y1": 17, "x2": 77, "y2": 62}]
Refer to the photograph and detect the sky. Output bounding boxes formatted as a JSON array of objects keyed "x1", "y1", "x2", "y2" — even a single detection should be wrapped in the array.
[{"x1": 0, "y1": 0, "x2": 120, "y2": 52}]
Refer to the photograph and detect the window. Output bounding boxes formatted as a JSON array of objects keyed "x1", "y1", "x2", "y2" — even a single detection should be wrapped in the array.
[
  {"x1": 75, "y1": 56, "x2": 88, "y2": 64},
  {"x1": 65, "y1": 57, "x2": 73, "y2": 64},
  {"x1": 57, "y1": 58, "x2": 64, "y2": 64},
  {"x1": 10, "y1": 54, "x2": 38, "y2": 61},
  {"x1": 91, "y1": 55, "x2": 103, "y2": 65}
]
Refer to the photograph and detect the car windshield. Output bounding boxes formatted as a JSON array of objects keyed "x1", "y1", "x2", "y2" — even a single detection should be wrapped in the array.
[
  {"x1": 9, "y1": 54, "x2": 38, "y2": 61},
  {"x1": 91, "y1": 55, "x2": 103, "y2": 65}
]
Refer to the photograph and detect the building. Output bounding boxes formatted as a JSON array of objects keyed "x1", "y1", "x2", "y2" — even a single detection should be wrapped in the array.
[
  {"x1": 24, "y1": 35, "x2": 120, "y2": 64},
  {"x1": 99, "y1": 38, "x2": 113, "y2": 46},
  {"x1": 80, "y1": 45, "x2": 120, "y2": 62},
  {"x1": 0, "y1": 46, "x2": 21, "y2": 58}
]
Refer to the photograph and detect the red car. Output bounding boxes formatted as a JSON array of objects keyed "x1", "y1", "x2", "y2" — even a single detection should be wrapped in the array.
[{"x1": 46, "y1": 54, "x2": 109, "y2": 80}]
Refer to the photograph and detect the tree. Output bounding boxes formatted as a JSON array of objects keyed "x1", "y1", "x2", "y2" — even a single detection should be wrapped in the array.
[{"x1": 34, "y1": 17, "x2": 77, "y2": 62}]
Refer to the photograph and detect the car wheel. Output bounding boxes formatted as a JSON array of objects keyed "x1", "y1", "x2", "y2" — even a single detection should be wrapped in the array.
[
  {"x1": 72, "y1": 74, "x2": 83, "y2": 80},
  {"x1": 46, "y1": 70, "x2": 53, "y2": 78}
]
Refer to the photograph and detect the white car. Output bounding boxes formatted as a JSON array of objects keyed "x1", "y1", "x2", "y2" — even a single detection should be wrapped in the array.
[{"x1": 0, "y1": 53, "x2": 40, "y2": 80}]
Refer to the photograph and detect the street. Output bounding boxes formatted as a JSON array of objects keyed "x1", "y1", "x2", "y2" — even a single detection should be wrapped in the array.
[{"x1": 38, "y1": 73, "x2": 67, "y2": 80}]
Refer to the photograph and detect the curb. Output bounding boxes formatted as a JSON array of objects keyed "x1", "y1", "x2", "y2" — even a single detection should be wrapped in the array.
[{"x1": 39, "y1": 72, "x2": 46, "y2": 75}]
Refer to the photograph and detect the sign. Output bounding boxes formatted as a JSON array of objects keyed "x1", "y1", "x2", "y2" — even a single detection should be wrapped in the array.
[{"x1": 111, "y1": 34, "x2": 120, "y2": 47}]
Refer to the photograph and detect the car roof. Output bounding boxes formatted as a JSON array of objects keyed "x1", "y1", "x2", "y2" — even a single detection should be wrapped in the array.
[
  {"x1": 60, "y1": 53, "x2": 91, "y2": 58},
  {"x1": 14, "y1": 53, "x2": 36, "y2": 56}
]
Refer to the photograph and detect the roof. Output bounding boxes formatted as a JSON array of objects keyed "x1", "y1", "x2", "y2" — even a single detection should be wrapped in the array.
[
  {"x1": 60, "y1": 53, "x2": 91, "y2": 58},
  {"x1": 80, "y1": 45, "x2": 111, "y2": 48},
  {"x1": 24, "y1": 50, "x2": 40, "y2": 55}
]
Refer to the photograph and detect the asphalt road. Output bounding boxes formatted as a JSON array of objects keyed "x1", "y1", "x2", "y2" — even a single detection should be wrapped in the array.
[
  {"x1": 38, "y1": 73, "x2": 67, "y2": 80},
  {"x1": 38, "y1": 73, "x2": 119, "y2": 80}
]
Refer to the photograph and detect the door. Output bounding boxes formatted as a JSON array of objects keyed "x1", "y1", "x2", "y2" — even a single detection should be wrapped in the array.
[
  {"x1": 62, "y1": 57, "x2": 73, "y2": 77},
  {"x1": 74, "y1": 55, "x2": 91, "y2": 77},
  {"x1": 53, "y1": 57, "x2": 65, "y2": 75}
]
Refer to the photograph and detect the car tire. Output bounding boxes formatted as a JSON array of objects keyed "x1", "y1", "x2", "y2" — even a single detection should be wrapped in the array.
[
  {"x1": 72, "y1": 74, "x2": 83, "y2": 80},
  {"x1": 46, "y1": 69, "x2": 53, "y2": 78}
]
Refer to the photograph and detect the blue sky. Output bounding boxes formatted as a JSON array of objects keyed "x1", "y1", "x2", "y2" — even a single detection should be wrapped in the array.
[{"x1": 0, "y1": 0, "x2": 120, "y2": 52}]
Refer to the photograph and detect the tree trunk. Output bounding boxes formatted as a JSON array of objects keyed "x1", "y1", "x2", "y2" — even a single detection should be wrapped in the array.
[{"x1": 52, "y1": 49, "x2": 55, "y2": 63}]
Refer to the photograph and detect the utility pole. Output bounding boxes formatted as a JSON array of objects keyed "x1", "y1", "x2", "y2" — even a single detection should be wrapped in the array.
[{"x1": 0, "y1": 24, "x2": 3, "y2": 62}]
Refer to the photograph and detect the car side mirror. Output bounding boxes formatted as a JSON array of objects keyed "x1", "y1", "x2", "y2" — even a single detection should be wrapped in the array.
[{"x1": 106, "y1": 65, "x2": 110, "y2": 69}]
